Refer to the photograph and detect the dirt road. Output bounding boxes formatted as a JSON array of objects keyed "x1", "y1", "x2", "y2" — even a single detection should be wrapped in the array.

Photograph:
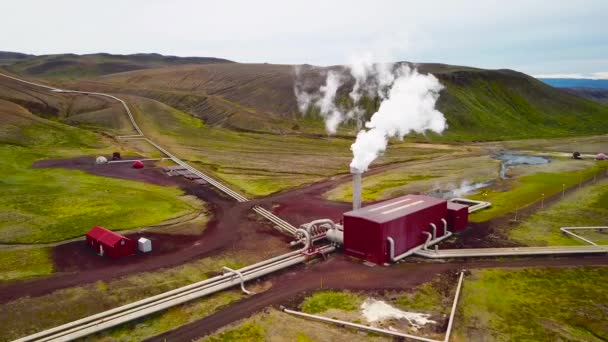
[{"x1": 149, "y1": 254, "x2": 608, "y2": 341}]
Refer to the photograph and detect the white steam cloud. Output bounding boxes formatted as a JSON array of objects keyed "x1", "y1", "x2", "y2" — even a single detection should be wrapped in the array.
[
  {"x1": 350, "y1": 66, "x2": 445, "y2": 171},
  {"x1": 294, "y1": 56, "x2": 447, "y2": 172}
]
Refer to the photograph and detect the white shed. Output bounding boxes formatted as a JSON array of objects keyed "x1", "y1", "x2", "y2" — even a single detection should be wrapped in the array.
[{"x1": 138, "y1": 237, "x2": 152, "y2": 253}]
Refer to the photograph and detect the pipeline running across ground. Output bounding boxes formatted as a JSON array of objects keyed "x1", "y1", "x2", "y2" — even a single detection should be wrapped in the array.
[
  {"x1": 14, "y1": 241, "x2": 335, "y2": 342},
  {"x1": 282, "y1": 271, "x2": 465, "y2": 342},
  {"x1": 0, "y1": 71, "x2": 298, "y2": 236}
]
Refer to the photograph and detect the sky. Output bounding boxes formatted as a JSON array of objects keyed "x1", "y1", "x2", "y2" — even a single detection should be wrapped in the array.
[{"x1": 2, "y1": 0, "x2": 608, "y2": 78}]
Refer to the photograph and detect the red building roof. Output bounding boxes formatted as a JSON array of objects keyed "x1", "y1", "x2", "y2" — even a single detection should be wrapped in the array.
[
  {"x1": 86, "y1": 226, "x2": 126, "y2": 247},
  {"x1": 344, "y1": 194, "x2": 447, "y2": 224}
]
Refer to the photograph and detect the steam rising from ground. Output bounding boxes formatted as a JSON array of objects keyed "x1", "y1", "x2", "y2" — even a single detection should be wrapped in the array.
[{"x1": 294, "y1": 58, "x2": 446, "y2": 171}]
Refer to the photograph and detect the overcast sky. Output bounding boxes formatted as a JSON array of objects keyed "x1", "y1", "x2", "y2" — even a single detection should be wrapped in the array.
[{"x1": 2, "y1": 0, "x2": 607, "y2": 78}]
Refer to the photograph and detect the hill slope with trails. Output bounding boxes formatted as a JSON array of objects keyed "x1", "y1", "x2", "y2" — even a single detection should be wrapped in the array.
[{"x1": 6, "y1": 54, "x2": 605, "y2": 141}]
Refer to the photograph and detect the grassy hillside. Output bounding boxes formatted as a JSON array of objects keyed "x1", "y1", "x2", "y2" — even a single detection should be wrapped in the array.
[
  {"x1": 0, "y1": 98, "x2": 200, "y2": 243},
  {"x1": 5, "y1": 52, "x2": 232, "y2": 80},
  {"x1": 0, "y1": 51, "x2": 34, "y2": 66},
  {"x1": 58, "y1": 62, "x2": 608, "y2": 141},
  {"x1": 5, "y1": 53, "x2": 608, "y2": 140}
]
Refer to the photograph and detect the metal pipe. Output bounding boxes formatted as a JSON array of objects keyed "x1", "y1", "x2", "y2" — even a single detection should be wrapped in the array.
[
  {"x1": 18, "y1": 245, "x2": 336, "y2": 341},
  {"x1": 282, "y1": 270, "x2": 466, "y2": 342},
  {"x1": 222, "y1": 267, "x2": 253, "y2": 295},
  {"x1": 441, "y1": 218, "x2": 448, "y2": 236},
  {"x1": 351, "y1": 167, "x2": 362, "y2": 210},
  {"x1": 560, "y1": 226, "x2": 608, "y2": 246},
  {"x1": 414, "y1": 245, "x2": 608, "y2": 258},
  {"x1": 17, "y1": 242, "x2": 318, "y2": 342},
  {"x1": 444, "y1": 272, "x2": 465, "y2": 342},
  {"x1": 387, "y1": 231, "x2": 453, "y2": 262},
  {"x1": 281, "y1": 307, "x2": 441, "y2": 342},
  {"x1": 423, "y1": 231, "x2": 433, "y2": 249},
  {"x1": 430, "y1": 223, "x2": 437, "y2": 240}
]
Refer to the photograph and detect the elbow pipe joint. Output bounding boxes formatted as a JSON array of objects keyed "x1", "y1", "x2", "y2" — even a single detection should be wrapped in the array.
[
  {"x1": 422, "y1": 231, "x2": 433, "y2": 249},
  {"x1": 441, "y1": 218, "x2": 448, "y2": 236},
  {"x1": 429, "y1": 223, "x2": 437, "y2": 240}
]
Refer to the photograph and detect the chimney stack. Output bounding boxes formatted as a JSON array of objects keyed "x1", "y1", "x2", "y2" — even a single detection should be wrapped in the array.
[{"x1": 351, "y1": 167, "x2": 362, "y2": 210}]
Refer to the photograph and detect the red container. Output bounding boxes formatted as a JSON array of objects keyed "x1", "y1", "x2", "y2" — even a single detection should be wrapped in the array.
[
  {"x1": 86, "y1": 226, "x2": 136, "y2": 258},
  {"x1": 447, "y1": 202, "x2": 469, "y2": 232},
  {"x1": 132, "y1": 160, "x2": 144, "y2": 169},
  {"x1": 343, "y1": 194, "x2": 447, "y2": 265}
]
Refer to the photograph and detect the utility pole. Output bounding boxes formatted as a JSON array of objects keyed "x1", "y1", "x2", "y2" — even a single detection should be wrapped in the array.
[{"x1": 541, "y1": 193, "x2": 544, "y2": 209}]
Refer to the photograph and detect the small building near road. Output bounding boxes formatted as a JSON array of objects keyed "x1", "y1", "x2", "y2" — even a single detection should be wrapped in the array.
[
  {"x1": 86, "y1": 226, "x2": 136, "y2": 258},
  {"x1": 138, "y1": 237, "x2": 152, "y2": 253}
]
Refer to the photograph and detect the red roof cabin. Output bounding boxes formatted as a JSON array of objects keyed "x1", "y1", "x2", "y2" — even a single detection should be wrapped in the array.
[{"x1": 86, "y1": 226, "x2": 136, "y2": 258}]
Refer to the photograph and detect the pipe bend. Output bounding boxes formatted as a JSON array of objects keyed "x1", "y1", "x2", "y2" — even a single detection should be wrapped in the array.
[
  {"x1": 441, "y1": 218, "x2": 448, "y2": 236},
  {"x1": 422, "y1": 231, "x2": 433, "y2": 249},
  {"x1": 295, "y1": 228, "x2": 311, "y2": 251}
]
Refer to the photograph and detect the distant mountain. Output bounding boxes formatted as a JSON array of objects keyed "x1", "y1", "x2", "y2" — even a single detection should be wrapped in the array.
[
  {"x1": 0, "y1": 51, "x2": 34, "y2": 65},
  {"x1": 563, "y1": 87, "x2": 608, "y2": 104},
  {"x1": 69, "y1": 62, "x2": 608, "y2": 141},
  {"x1": 539, "y1": 78, "x2": 608, "y2": 89},
  {"x1": 3, "y1": 52, "x2": 608, "y2": 141},
  {"x1": 1, "y1": 52, "x2": 233, "y2": 79}
]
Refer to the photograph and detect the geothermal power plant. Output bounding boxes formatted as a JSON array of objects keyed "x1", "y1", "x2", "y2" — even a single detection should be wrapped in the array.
[{"x1": 4, "y1": 64, "x2": 608, "y2": 342}]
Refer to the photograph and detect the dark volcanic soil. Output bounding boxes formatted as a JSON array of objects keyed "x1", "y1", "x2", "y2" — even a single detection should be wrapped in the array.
[
  {"x1": 0, "y1": 157, "x2": 301, "y2": 304},
  {"x1": 149, "y1": 254, "x2": 608, "y2": 341}
]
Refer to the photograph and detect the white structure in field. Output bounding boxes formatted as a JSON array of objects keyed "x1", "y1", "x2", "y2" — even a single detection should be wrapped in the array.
[
  {"x1": 138, "y1": 237, "x2": 152, "y2": 253},
  {"x1": 95, "y1": 156, "x2": 108, "y2": 164}
]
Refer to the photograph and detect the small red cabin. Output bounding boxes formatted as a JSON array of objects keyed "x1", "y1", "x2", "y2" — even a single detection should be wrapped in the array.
[
  {"x1": 447, "y1": 202, "x2": 469, "y2": 232},
  {"x1": 86, "y1": 226, "x2": 136, "y2": 258},
  {"x1": 343, "y1": 195, "x2": 448, "y2": 265},
  {"x1": 132, "y1": 160, "x2": 144, "y2": 169}
]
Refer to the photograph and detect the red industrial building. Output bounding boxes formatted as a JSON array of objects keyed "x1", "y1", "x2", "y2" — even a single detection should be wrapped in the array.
[
  {"x1": 447, "y1": 202, "x2": 469, "y2": 232},
  {"x1": 343, "y1": 194, "x2": 450, "y2": 265},
  {"x1": 86, "y1": 226, "x2": 136, "y2": 258}
]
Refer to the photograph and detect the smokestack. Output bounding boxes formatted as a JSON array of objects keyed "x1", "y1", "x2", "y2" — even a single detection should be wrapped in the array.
[{"x1": 351, "y1": 167, "x2": 362, "y2": 210}]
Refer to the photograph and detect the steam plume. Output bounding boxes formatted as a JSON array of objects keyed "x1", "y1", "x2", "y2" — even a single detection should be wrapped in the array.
[
  {"x1": 294, "y1": 59, "x2": 447, "y2": 172},
  {"x1": 350, "y1": 66, "x2": 445, "y2": 171}
]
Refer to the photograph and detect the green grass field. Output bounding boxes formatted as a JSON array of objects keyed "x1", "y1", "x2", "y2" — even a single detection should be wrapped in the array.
[
  {"x1": 0, "y1": 254, "x2": 247, "y2": 341},
  {"x1": 0, "y1": 248, "x2": 53, "y2": 281},
  {"x1": 300, "y1": 291, "x2": 362, "y2": 314},
  {"x1": 126, "y1": 95, "x2": 457, "y2": 197},
  {"x1": 324, "y1": 155, "x2": 496, "y2": 203},
  {"x1": 469, "y1": 162, "x2": 608, "y2": 222},
  {"x1": 457, "y1": 267, "x2": 608, "y2": 341},
  {"x1": 508, "y1": 179, "x2": 608, "y2": 246},
  {"x1": 0, "y1": 100, "x2": 201, "y2": 244}
]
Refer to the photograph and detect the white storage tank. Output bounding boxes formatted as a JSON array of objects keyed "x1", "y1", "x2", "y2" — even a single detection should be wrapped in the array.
[
  {"x1": 138, "y1": 237, "x2": 152, "y2": 253},
  {"x1": 95, "y1": 156, "x2": 108, "y2": 164}
]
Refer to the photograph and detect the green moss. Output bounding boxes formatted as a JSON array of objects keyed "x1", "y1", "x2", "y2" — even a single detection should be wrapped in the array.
[
  {"x1": 0, "y1": 248, "x2": 54, "y2": 281},
  {"x1": 459, "y1": 267, "x2": 608, "y2": 341},
  {"x1": 469, "y1": 163, "x2": 608, "y2": 222},
  {"x1": 509, "y1": 179, "x2": 608, "y2": 246},
  {"x1": 396, "y1": 282, "x2": 446, "y2": 314},
  {"x1": 301, "y1": 291, "x2": 361, "y2": 314},
  {"x1": 204, "y1": 322, "x2": 265, "y2": 342},
  {"x1": 0, "y1": 146, "x2": 199, "y2": 243},
  {"x1": 296, "y1": 332, "x2": 314, "y2": 342}
]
